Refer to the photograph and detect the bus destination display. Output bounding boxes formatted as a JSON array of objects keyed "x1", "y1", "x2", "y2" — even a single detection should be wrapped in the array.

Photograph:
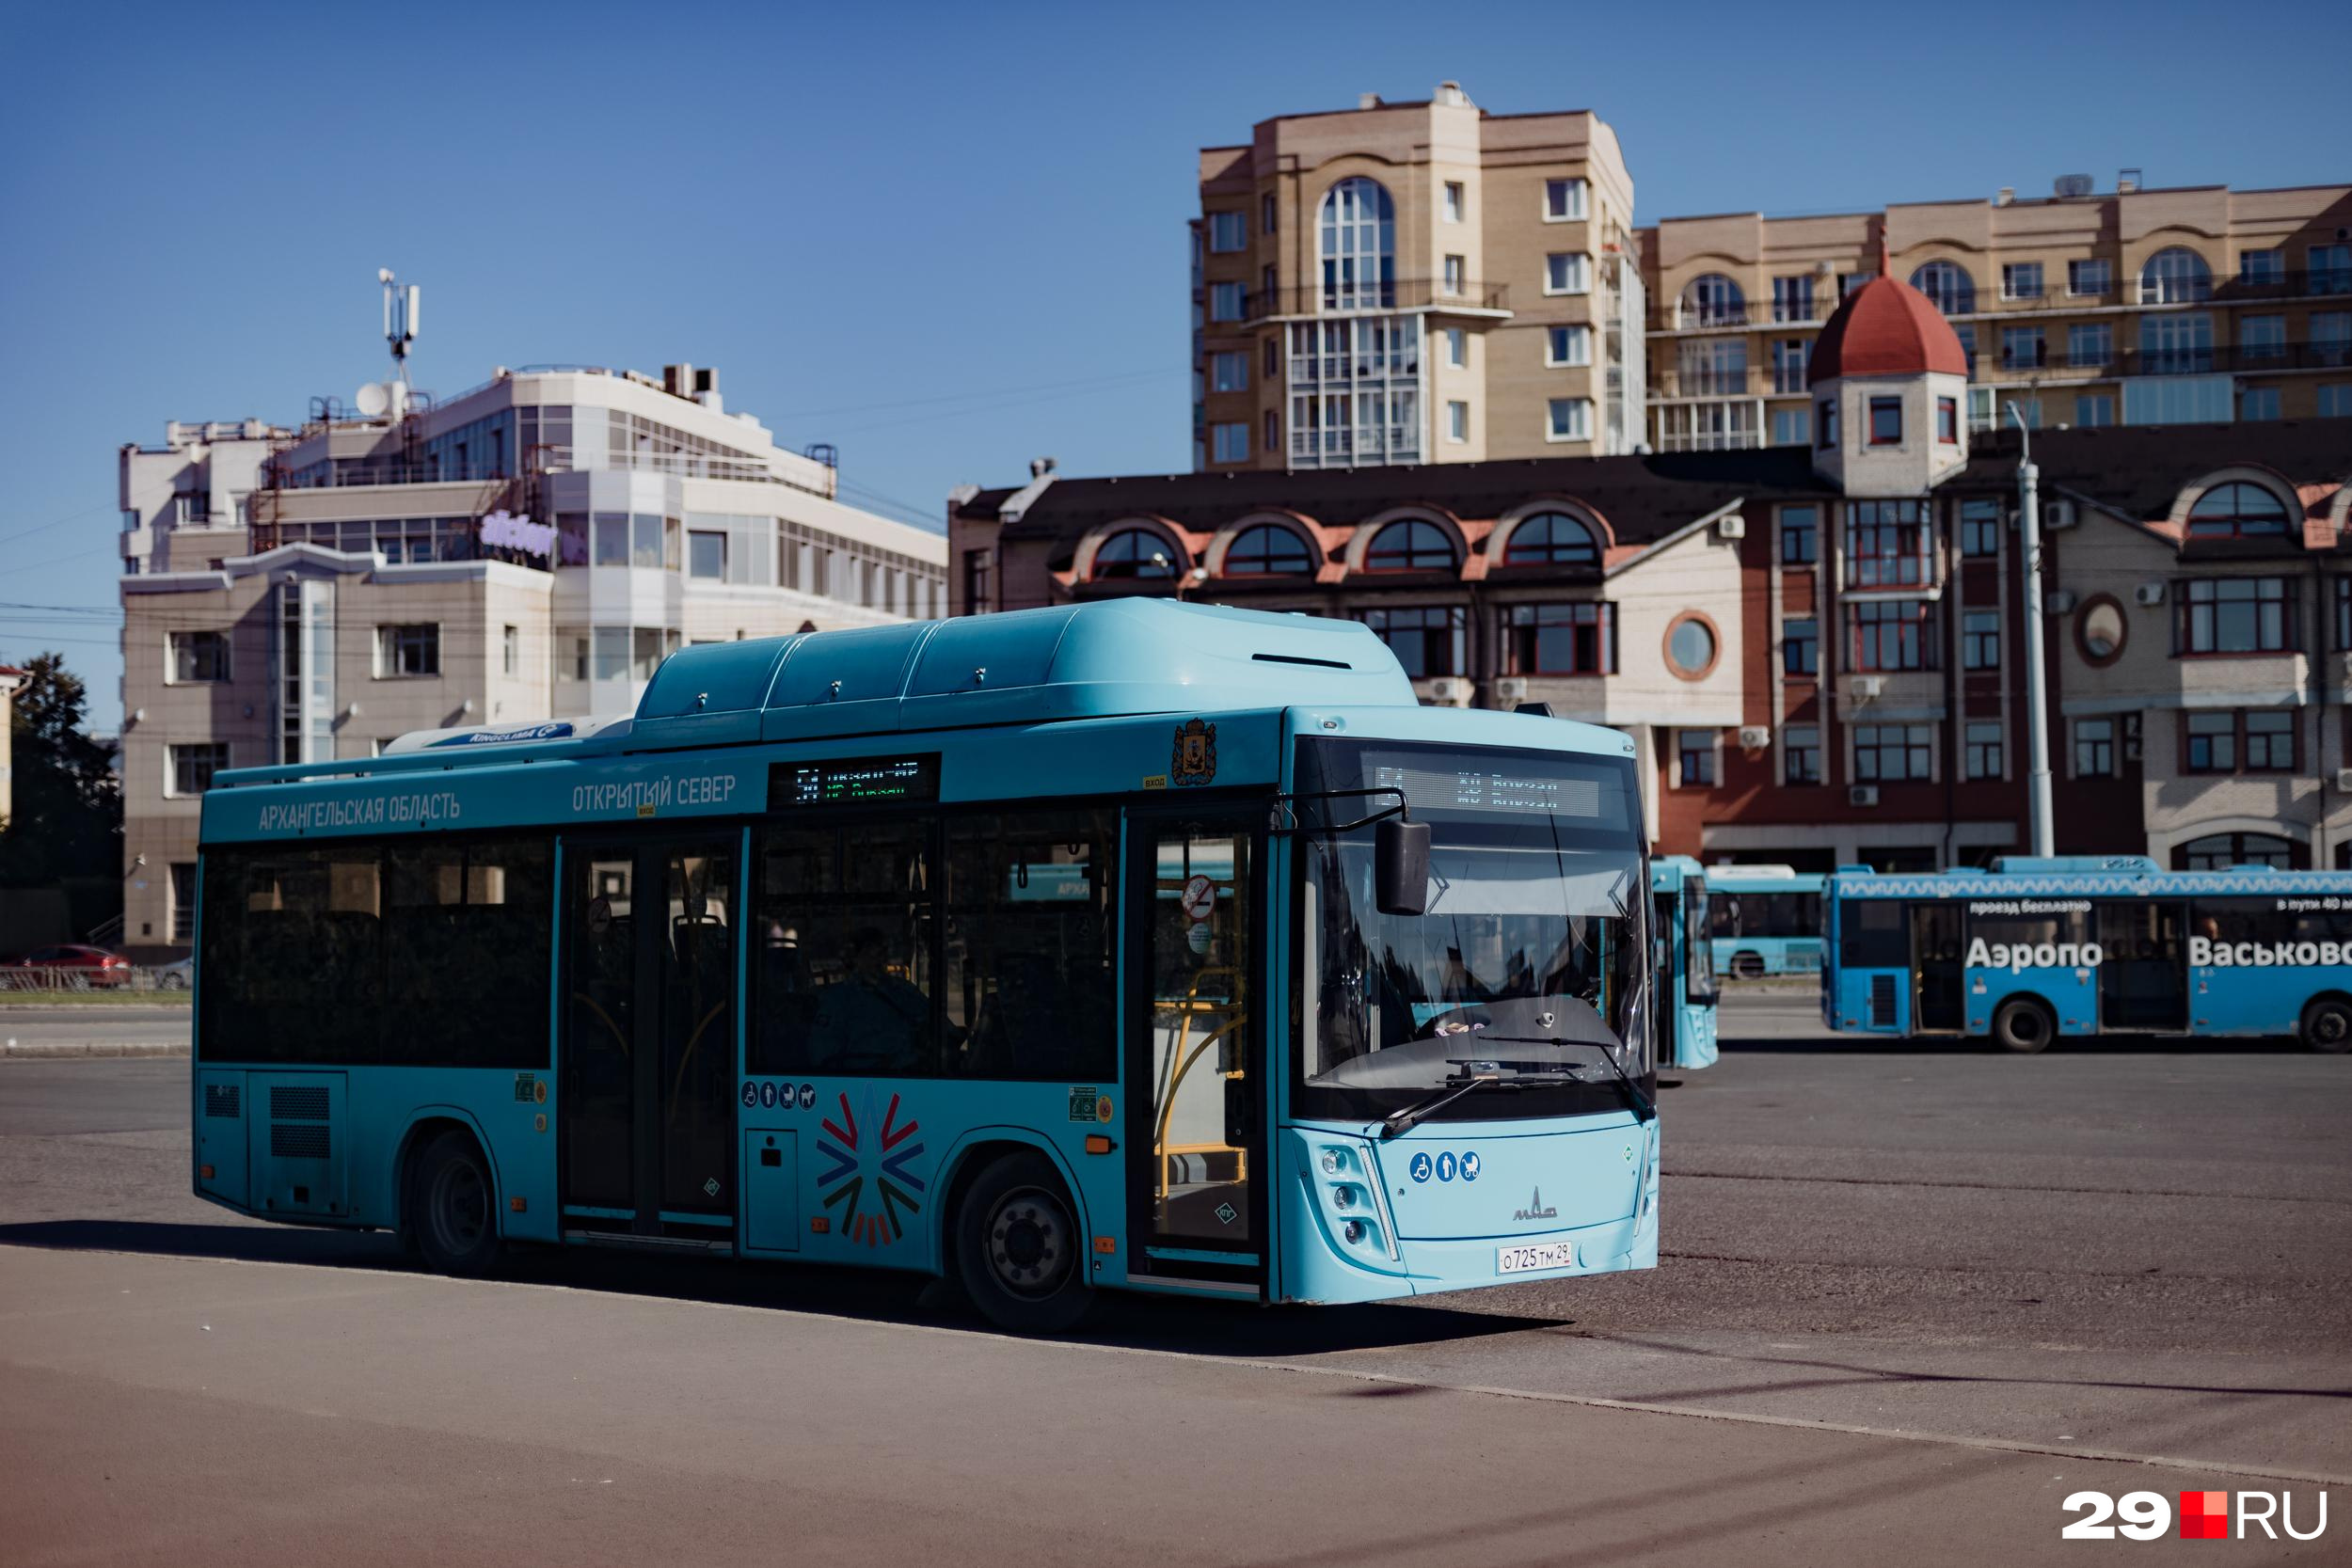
[{"x1": 769, "y1": 753, "x2": 940, "y2": 810}]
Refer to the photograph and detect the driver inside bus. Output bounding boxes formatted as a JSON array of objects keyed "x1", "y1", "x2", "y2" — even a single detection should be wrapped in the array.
[{"x1": 812, "y1": 926, "x2": 930, "y2": 1073}]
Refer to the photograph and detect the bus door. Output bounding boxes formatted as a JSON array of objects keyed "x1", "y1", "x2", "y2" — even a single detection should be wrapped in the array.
[
  {"x1": 560, "y1": 835, "x2": 739, "y2": 1242},
  {"x1": 2096, "y1": 901, "x2": 2187, "y2": 1032},
  {"x1": 1912, "y1": 903, "x2": 1964, "y2": 1032},
  {"x1": 1124, "y1": 811, "x2": 1263, "y2": 1298}
]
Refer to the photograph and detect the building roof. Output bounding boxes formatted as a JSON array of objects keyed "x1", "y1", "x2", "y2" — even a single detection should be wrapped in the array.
[
  {"x1": 1807, "y1": 253, "x2": 1968, "y2": 384},
  {"x1": 1962, "y1": 420, "x2": 2350, "y2": 526}
]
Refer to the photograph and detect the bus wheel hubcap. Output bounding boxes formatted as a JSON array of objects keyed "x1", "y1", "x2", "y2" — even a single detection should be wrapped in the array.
[
  {"x1": 436, "y1": 1163, "x2": 485, "y2": 1248},
  {"x1": 988, "y1": 1190, "x2": 1070, "y2": 1298},
  {"x1": 2320, "y1": 1012, "x2": 2346, "y2": 1042}
]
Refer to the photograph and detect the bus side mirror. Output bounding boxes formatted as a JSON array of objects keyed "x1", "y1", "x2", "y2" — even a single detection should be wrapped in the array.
[{"x1": 1375, "y1": 817, "x2": 1431, "y2": 916}]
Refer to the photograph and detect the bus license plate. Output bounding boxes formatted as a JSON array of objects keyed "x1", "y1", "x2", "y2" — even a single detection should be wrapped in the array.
[{"x1": 1497, "y1": 1242, "x2": 1574, "y2": 1275}]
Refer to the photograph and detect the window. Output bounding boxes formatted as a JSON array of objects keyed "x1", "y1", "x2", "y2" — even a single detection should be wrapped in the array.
[
  {"x1": 1262, "y1": 193, "x2": 1276, "y2": 234},
  {"x1": 199, "y1": 837, "x2": 552, "y2": 1069},
  {"x1": 748, "y1": 820, "x2": 939, "y2": 1078},
  {"x1": 1211, "y1": 422, "x2": 1248, "y2": 462},
  {"x1": 2138, "y1": 309, "x2": 2215, "y2": 374},
  {"x1": 2074, "y1": 718, "x2": 2115, "y2": 778},
  {"x1": 1094, "y1": 531, "x2": 1180, "y2": 581},
  {"x1": 1207, "y1": 212, "x2": 1246, "y2": 252},
  {"x1": 2186, "y1": 483, "x2": 2290, "y2": 539},
  {"x1": 1442, "y1": 254, "x2": 1465, "y2": 295},
  {"x1": 2313, "y1": 244, "x2": 2352, "y2": 295},
  {"x1": 1818, "y1": 400, "x2": 1838, "y2": 448},
  {"x1": 169, "y1": 863, "x2": 198, "y2": 943},
  {"x1": 1908, "y1": 260, "x2": 1975, "y2": 315},
  {"x1": 1779, "y1": 506, "x2": 1818, "y2": 564},
  {"x1": 1504, "y1": 603, "x2": 1615, "y2": 674},
  {"x1": 2068, "y1": 258, "x2": 2111, "y2": 296},
  {"x1": 1960, "y1": 499, "x2": 2000, "y2": 557},
  {"x1": 1208, "y1": 282, "x2": 1245, "y2": 322},
  {"x1": 2179, "y1": 833, "x2": 2299, "y2": 871},
  {"x1": 2007, "y1": 397, "x2": 2042, "y2": 430},
  {"x1": 1546, "y1": 253, "x2": 1591, "y2": 295},
  {"x1": 961, "y1": 547, "x2": 992, "y2": 613},
  {"x1": 2184, "y1": 709, "x2": 2295, "y2": 773},
  {"x1": 1850, "y1": 599, "x2": 1937, "y2": 672},
  {"x1": 1263, "y1": 409, "x2": 1277, "y2": 454},
  {"x1": 631, "y1": 626, "x2": 677, "y2": 680},
  {"x1": 1444, "y1": 328, "x2": 1465, "y2": 368},
  {"x1": 1838, "y1": 271, "x2": 1873, "y2": 297},
  {"x1": 2001, "y1": 326, "x2": 2045, "y2": 370},
  {"x1": 1867, "y1": 396, "x2": 1902, "y2": 445},
  {"x1": 1664, "y1": 615, "x2": 1718, "y2": 680},
  {"x1": 1546, "y1": 325, "x2": 1591, "y2": 366},
  {"x1": 1210, "y1": 350, "x2": 1248, "y2": 391},
  {"x1": 1546, "y1": 397, "x2": 1592, "y2": 441},
  {"x1": 501, "y1": 624, "x2": 519, "y2": 676},
  {"x1": 1502, "y1": 513, "x2": 1599, "y2": 567},
  {"x1": 1937, "y1": 396, "x2": 1959, "y2": 444},
  {"x1": 1772, "y1": 276, "x2": 1815, "y2": 323},
  {"x1": 1782, "y1": 617, "x2": 1819, "y2": 675},
  {"x1": 2139, "y1": 246, "x2": 2212, "y2": 304},
  {"x1": 633, "y1": 514, "x2": 674, "y2": 570},
  {"x1": 1446, "y1": 401, "x2": 1469, "y2": 442},
  {"x1": 2241, "y1": 386, "x2": 2280, "y2": 421},
  {"x1": 168, "y1": 742, "x2": 228, "y2": 797},
  {"x1": 2240, "y1": 315, "x2": 2286, "y2": 360},
  {"x1": 1364, "y1": 519, "x2": 1456, "y2": 572},
  {"x1": 2325, "y1": 385, "x2": 2352, "y2": 418},
  {"x1": 593, "y1": 511, "x2": 629, "y2": 566},
  {"x1": 1544, "y1": 178, "x2": 1587, "y2": 221},
  {"x1": 2179, "y1": 576, "x2": 2293, "y2": 652},
  {"x1": 1678, "y1": 336, "x2": 1746, "y2": 394},
  {"x1": 689, "y1": 531, "x2": 725, "y2": 578},
  {"x1": 1361, "y1": 606, "x2": 1466, "y2": 678},
  {"x1": 2246, "y1": 709, "x2": 2295, "y2": 770},
  {"x1": 1783, "y1": 725, "x2": 1820, "y2": 784},
  {"x1": 2067, "y1": 321, "x2": 2113, "y2": 369},
  {"x1": 1677, "y1": 730, "x2": 1718, "y2": 787},
  {"x1": 376, "y1": 624, "x2": 439, "y2": 677},
  {"x1": 1853, "y1": 724, "x2": 1931, "y2": 782},
  {"x1": 168, "y1": 630, "x2": 230, "y2": 683},
  {"x1": 1441, "y1": 182, "x2": 1464, "y2": 224},
  {"x1": 2001, "y1": 261, "x2": 2043, "y2": 299},
  {"x1": 1964, "y1": 721, "x2": 2003, "y2": 780},
  {"x1": 941, "y1": 810, "x2": 1118, "y2": 1081},
  {"x1": 1963, "y1": 610, "x2": 2001, "y2": 670},
  {"x1": 2239, "y1": 247, "x2": 2283, "y2": 284},
  {"x1": 1772, "y1": 407, "x2": 1811, "y2": 447},
  {"x1": 592, "y1": 626, "x2": 628, "y2": 681},
  {"x1": 1222, "y1": 524, "x2": 1311, "y2": 577},
  {"x1": 1772, "y1": 339, "x2": 1809, "y2": 394},
  {"x1": 2320, "y1": 312, "x2": 2352, "y2": 358},
  {"x1": 2076, "y1": 393, "x2": 2115, "y2": 427},
  {"x1": 1845, "y1": 499, "x2": 1931, "y2": 588},
  {"x1": 1681, "y1": 273, "x2": 1741, "y2": 324}
]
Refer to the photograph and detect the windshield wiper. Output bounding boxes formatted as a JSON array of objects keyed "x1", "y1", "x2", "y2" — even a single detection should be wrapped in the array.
[
  {"x1": 1378, "y1": 1072, "x2": 1500, "y2": 1140},
  {"x1": 1475, "y1": 1036, "x2": 1656, "y2": 1124}
]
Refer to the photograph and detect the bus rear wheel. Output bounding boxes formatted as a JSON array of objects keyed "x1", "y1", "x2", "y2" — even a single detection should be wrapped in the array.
[
  {"x1": 954, "y1": 1150, "x2": 1091, "y2": 1335},
  {"x1": 2300, "y1": 997, "x2": 2352, "y2": 1054},
  {"x1": 410, "y1": 1131, "x2": 503, "y2": 1277},
  {"x1": 1732, "y1": 952, "x2": 1764, "y2": 980},
  {"x1": 1992, "y1": 998, "x2": 2055, "y2": 1055}
]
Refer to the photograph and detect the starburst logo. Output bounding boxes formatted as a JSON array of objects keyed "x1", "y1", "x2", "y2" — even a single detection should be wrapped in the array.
[{"x1": 816, "y1": 1090, "x2": 927, "y2": 1246}]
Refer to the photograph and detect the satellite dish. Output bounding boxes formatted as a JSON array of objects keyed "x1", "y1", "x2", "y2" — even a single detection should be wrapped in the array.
[{"x1": 355, "y1": 382, "x2": 389, "y2": 418}]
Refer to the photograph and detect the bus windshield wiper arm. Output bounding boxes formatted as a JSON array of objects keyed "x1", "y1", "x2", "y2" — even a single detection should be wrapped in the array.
[
  {"x1": 1378, "y1": 1072, "x2": 1500, "y2": 1140},
  {"x1": 1476, "y1": 1036, "x2": 1656, "y2": 1124}
]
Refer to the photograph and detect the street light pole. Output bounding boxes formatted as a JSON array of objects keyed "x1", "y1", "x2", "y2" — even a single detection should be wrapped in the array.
[{"x1": 2011, "y1": 404, "x2": 2055, "y2": 857}]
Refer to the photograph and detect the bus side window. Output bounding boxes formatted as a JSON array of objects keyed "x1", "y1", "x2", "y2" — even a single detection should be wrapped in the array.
[
  {"x1": 943, "y1": 809, "x2": 1118, "y2": 1082},
  {"x1": 750, "y1": 821, "x2": 940, "y2": 1079},
  {"x1": 1838, "y1": 899, "x2": 1906, "y2": 968}
]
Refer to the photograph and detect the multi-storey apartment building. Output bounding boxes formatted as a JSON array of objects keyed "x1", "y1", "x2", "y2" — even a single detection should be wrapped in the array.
[
  {"x1": 117, "y1": 364, "x2": 946, "y2": 960},
  {"x1": 958, "y1": 267, "x2": 2352, "y2": 870},
  {"x1": 1640, "y1": 177, "x2": 2352, "y2": 451},
  {"x1": 1191, "y1": 82, "x2": 1645, "y2": 472}
]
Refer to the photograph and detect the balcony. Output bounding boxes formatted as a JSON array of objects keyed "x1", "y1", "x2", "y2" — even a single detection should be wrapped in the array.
[
  {"x1": 1662, "y1": 296, "x2": 1831, "y2": 331},
  {"x1": 1247, "y1": 278, "x2": 1510, "y2": 320},
  {"x1": 1653, "y1": 364, "x2": 1764, "y2": 398}
]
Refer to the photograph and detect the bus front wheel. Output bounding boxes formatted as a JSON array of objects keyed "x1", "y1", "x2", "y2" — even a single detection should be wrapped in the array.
[
  {"x1": 410, "y1": 1131, "x2": 504, "y2": 1277},
  {"x1": 1992, "y1": 998, "x2": 2055, "y2": 1054},
  {"x1": 1732, "y1": 952, "x2": 1764, "y2": 980},
  {"x1": 954, "y1": 1150, "x2": 1092, "y2": 1335},
  {"x1": 2300, "y1": 997, "x2": 2352, "y2": 1054}
]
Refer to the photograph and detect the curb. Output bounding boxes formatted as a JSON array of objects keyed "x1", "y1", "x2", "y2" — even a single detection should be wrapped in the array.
[{"x1": 0, "y1": 1042, "x2": 191, "y2": 1060}]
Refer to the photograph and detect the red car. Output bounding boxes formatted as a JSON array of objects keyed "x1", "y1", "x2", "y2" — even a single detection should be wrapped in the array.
[{"x1": 1, "y1": 944, "x2": 133, "y2": 989}]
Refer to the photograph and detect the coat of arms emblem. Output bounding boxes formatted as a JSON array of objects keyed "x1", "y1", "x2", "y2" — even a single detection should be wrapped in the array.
[{"x1": 1171, "y1": 718, "x2": 1217, "y2": 785}]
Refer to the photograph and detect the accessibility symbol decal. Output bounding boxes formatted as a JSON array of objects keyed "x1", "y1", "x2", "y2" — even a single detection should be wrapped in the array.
[
  {"x1": 1461, "y1": 1151, "x2": 1481, "y2": 1181},
  {"x1": 759, "y1": 1081, "x2": 777, "y2": 1108},
  {"x1": 815, "y1": 1090, "x2": 926, "y2": 1246},
  {"x1": 1408, "y1": 1151, "x2": 1434, "y2": 1183},
  {"x1": 740, "y1": 1083, "x2": 759, "y2": 1109},
  {"x1": 1436, "y1": 1151, "x2": 1459, "y2": 1183}
]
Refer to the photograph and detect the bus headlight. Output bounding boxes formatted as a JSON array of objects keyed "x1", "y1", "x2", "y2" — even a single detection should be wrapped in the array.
[
  {"x1": 1343, "y1": 1220, "x2": 1367, "y2": 1245},
  {"x1": 1319, "y1": 1150, "x2": 1342, "y2": 1176},
  {"x1": 1333, "y1": 1185, "x2": 1357, "y2": 1210}
]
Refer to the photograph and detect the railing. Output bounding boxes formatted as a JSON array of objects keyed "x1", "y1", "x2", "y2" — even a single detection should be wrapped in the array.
[
  {"x1": 1664, "y1": 297, "x2": 1831, "y2": 330},
  {"x1": 1653, "y1": 427, "x2": 1767, "y2": 452},
  {"x1": 0, "y1": 965, "x2": 186, "y2": 994},
  {"x1": 2216, "y1": 267, "x2": 2352, "y2": 301},
  {"x1": 1653, "y1": 365, "x2": 1764, "y2": 397},
  {"x1": 267, "y1": 458, "x2": 514, "y2": 490},
  {"x1": 1247, "y1": 278, "x2": 1510, "y2": 319}
]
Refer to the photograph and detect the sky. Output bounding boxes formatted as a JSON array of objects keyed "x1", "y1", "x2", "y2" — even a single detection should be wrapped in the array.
[{"x1": 4, "y1": 0, "x2": 2345, "y2": 731}]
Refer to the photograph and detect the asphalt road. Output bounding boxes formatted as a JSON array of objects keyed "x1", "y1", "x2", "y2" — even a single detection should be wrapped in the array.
[
  {"x1": 1, "y1": 994, "x2": 2345, "y2": 1564},
  {"x1": 0, "y1": 1004, "x2": 191, "y2": 1053}
]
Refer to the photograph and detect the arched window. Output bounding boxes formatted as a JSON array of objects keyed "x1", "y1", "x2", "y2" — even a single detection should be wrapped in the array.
[
  {"x1": 2186, "y1": 482, "x2": 2290, "y2": 539},
  {"x1": 2139, "y1": 246, "x2": 2212, "y2": 305},
  {"x1": 1320, "y1": 178, "x2": 1395, "y2": 311},
  {"x1": 1362, "y1": 519, "x2": 1457, "y2": 573},
  {"x1": 2176, "y1": 831, "x2": 2296, "y2": 871},
  {"x1": 1089, "y1": 529, "x2": 1178, "y2": 580},
  {"x1": 1502, "y1": 512, "x2": 1600, "y2": 567},
  {"x1": 1222, "y1": 523, "x2": 1312, "y2": 577},
  {"x1": 1908, "y1": 260, "x2": 1975, "y2": 315},
  {"x1": 1681, "y1": 274, "x2": 1745, "y2": 326}
]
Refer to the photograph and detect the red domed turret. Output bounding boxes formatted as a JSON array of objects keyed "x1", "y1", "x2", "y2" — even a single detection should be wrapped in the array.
[{"x1": 1807, "y1": 239, "x2": 1968, "y2": 384}]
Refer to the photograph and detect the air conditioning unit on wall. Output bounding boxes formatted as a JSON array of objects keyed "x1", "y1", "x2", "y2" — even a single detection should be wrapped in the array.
[
  {"x1": 1493, "y1": 676, "x2": 1530, "y2": 704},
  {"x1": 2337, "y1": 768, "x2": 2352, "y2": 794},
  {"x1": 1849, "y1": 784, "x2": 1880, "y2": 807},
  {"x1": 1716, "y1": 515, "x2": 1746, "y2": 539},
  {"x1": 2045, "y1": 589, "x2": 2078, "y2": 614},
  {"x1": 2135, "y1": 582, "x2": 2167, "y2": 607},
  {"x1": 2043, "y1": 499, "x2": 2078, "y2": 531},
  {"x1": 1738, "y1": 725, "x2": 1771, "y2": 749},
  {"x1": 1850, "y1": 675, "x2": 1884, "y2": 701},
  {"x1": 1422, "y1": 676, "x2": 1470, "y2": 705}
]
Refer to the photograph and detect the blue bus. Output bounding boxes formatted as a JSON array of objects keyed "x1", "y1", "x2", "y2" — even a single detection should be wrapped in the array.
[
  {"x1": 1652, "y1": 856, "x2": 1719, "y2": 1069},
  {"x1": 1821, "y1": 855, "x2": 2352, "y2": 1053},
  {"x1": 191, "y1": 600, "x2": 1664, "y2": 1330},
  {"x1": 1706, "y1": 865, "x2": 1825, "y2": 979}
]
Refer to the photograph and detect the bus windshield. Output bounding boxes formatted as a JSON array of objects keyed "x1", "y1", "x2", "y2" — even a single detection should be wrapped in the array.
[{"x1": 1294, "y1": 738, "x2": 1650, "y2": 1123}]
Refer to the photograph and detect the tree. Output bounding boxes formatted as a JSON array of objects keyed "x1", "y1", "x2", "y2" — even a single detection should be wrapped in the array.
[{"x1": 0, "y1": 653, "x2": 122, "y2": 888}]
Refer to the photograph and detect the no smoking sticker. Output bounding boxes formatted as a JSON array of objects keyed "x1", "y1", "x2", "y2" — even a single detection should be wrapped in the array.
[{"x1": 1180, "y1": 875, "x2": 1216, "y2": 923}]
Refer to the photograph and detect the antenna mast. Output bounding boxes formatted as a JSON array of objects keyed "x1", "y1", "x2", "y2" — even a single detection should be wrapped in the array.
[{"x1": 378, "y1": 267, "x2": 420, "y2": 385}]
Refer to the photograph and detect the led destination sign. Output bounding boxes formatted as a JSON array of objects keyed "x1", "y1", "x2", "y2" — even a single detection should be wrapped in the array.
[{"x1": 768, "y1": 754, "x2": 940, "y2": 810}]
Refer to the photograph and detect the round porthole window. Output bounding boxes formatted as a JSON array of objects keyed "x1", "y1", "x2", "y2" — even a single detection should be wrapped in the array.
[
  {"x1": 1664, "y1": 613, "x2": 1719, "y2": 680},
  {"x1": 2075, "y1": 596, "x2": 2126, "y2": 665}
]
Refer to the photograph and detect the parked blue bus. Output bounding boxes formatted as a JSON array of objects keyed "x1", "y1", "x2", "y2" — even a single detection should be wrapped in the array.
[
  {"x1": 1821, "y1": 856, "x2": 2352, "y2": 1053},
  {"x1": 1707, "y1": 865, "x2": 1825, "y2": 978},
  {"x1": 191, "y1": 600, "x2": 1664, "y2": 1329},
  {"x1": 1652, "y1": 856, "x2": 1719, "y2": 1069}
]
